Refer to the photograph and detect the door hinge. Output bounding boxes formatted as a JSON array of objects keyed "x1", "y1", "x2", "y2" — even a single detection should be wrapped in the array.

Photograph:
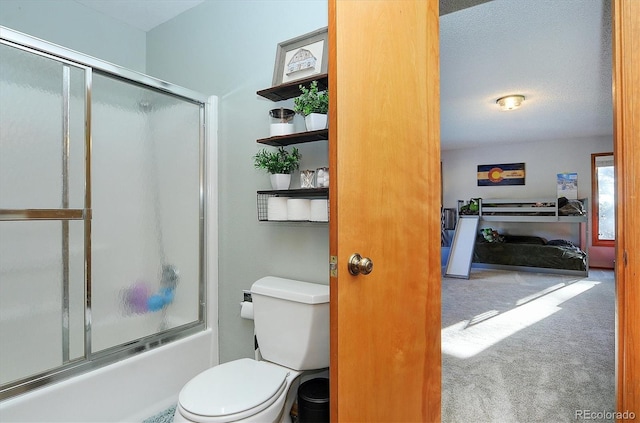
[{"x1": 330, "y1": 255, "x2": 338, "y2": 278}]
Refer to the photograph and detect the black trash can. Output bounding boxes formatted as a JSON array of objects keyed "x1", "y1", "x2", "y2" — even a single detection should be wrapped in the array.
[{"x1": 298, "y1": 378, "x2": 330, "y2": 422}]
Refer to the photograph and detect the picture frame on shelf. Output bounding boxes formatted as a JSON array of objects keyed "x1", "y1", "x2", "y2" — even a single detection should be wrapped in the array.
[{"x1": 272, "y1": 27, "x2": 328, "y2": 87}]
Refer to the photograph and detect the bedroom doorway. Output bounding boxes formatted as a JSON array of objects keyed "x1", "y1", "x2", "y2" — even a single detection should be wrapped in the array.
[
  {"x1": 439, "y1": 0, "x2": 621, "y2": 420},
  {"x1": 328, "y1": 0, "x2": 637, "y2": 419}
]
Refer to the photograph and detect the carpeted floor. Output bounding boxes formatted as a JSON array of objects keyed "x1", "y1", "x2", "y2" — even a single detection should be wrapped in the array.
[{"x1": 442, "y1": 268, "x2": 615, "y2": 423}]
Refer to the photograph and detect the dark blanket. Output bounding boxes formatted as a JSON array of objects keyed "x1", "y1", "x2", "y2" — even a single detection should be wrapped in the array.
[
  {"x1": 473, "y1": 235, "x2": 587, "y2": 271},
  {"x1": 558, "y1": 198, "x2": 586, "y2": 216}
]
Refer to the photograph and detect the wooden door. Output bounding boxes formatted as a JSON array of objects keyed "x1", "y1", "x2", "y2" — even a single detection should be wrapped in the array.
[
  {"x1": 328, "y1": 1, "x2": 638, "y2": 421},
  {"x1": 613, "y1": 0, "x2": 640, "y2": 415},
  {"x1": 328, "y1": 1, "x2": 441, "y2": 421}
]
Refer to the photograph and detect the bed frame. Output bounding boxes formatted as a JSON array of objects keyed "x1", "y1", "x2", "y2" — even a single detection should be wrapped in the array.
[
  {"x1": 459, "y1": 198, "x2": 589, "y2": 276},
  {"x1": 475, "y1": 198, "x2": 588, "y2": 223}
]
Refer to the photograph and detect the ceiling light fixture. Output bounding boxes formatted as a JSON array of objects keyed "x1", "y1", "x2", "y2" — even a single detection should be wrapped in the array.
[{"x1": 496, "y1": 95, "x2": 525, "y2": 111}]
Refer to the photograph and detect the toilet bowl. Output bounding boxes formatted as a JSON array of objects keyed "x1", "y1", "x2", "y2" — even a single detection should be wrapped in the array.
[
  {"x1": 173, "y1": 277, "x2": 330, "y2": 423},
  {"x1": 173, "y1": 359, "x2": 301, "y2": 423}
]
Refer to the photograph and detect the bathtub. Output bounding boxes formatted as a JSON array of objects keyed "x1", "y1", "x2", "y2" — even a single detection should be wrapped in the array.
[{"x1": 0, "y1": 330, "x2": 217, "y2": 422}]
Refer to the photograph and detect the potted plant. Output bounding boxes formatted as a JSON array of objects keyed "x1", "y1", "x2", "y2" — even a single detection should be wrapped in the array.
[
  {"x1": 293, "y1": 80, "x2": 329, "y2": 131},
  {"x1": 253, "y1": 146, "x2": 301, "y2": 190}
]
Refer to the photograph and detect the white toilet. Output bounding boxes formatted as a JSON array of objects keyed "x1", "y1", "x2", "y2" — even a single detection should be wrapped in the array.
[{"x1": 173, "y1": 276, "x2": 330, "y2": 423}]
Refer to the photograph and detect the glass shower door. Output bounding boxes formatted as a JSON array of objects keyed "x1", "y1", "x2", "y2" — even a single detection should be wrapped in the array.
[
  {"x1": 0, "y1": 42, "x2": 88, "y2": 385},
  {"x1": 90, "y1": 73, "x2": 202, "y2": 352},
  {"x1": 1, "y1": 29, "x2": 207, "y2": 400}
]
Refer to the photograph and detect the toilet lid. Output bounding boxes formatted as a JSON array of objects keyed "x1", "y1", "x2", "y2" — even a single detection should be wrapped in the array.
[{"x1": 179, "y1": 359, "x2": 289, "y2": 420}]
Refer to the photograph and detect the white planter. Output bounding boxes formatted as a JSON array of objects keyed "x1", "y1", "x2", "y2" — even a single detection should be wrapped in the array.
[
  {"x1": 269, "y1": 123, "x2": 294, "y2": 137},
  {"x1": 304, "y1": 113, "x2": 328, "y2": 131},
  {"x1": 270, "y1": 173, "x2": 291, "y2": 190}
]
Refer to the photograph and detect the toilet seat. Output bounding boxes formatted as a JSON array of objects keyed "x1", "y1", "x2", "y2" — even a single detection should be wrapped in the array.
[{"x1": 177, "y1": 358, "x2": 290, "y2": 423}]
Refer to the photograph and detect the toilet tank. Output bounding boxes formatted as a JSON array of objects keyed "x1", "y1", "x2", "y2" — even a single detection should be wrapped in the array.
[{"x1": 251, "y1": 277, "x2": 329, "y2": 371}]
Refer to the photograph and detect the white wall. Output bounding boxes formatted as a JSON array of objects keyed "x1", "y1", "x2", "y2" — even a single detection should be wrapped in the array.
[
  {"x1": 0, "y1": 0, "x2": 146, "y2": 72},
  {"x1": 442, "y1": 135, "x2": 615, "y2": 267},
  {"x1": 145, "y1": 0, "x2": 330, "y2": 363}
]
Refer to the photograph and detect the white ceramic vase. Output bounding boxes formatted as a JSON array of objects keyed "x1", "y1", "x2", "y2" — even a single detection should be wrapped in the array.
[
  {"x1": 270, "y1": 173, "x2": 291, "y2": 190},
  {"x1": 304, "y1": 113, "x2": 328, "y2": 131}
]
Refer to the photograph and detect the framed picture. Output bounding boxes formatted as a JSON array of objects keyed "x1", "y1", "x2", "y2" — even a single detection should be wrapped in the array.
[
  {"x1": 557, "y1": 172, "x2": 578, "y2": 199},
  {"x1": 272, "y1": 27, "x2": 328, "y2": 86},
  {"x1": 477, "y1": 162, "x2": 526, "y2": 186}
]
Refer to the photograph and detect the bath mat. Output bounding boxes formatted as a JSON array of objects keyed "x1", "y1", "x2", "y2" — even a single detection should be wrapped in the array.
[{"x1": 143, "y1": 405, "x2": 176, "y2": 423}]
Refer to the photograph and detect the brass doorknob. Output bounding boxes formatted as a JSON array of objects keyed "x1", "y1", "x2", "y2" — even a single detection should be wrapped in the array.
[{"x1": 348, "y1": 253, "x2": 374, "y2": 275}]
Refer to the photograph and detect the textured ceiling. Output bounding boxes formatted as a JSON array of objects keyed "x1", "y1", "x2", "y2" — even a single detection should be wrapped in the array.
[
  {"x1": 440, "y1": 0, "x2": 612, "y2": 150},
  {"x1": 73, "y1": 0, "x2": 612, "y2": 151}
]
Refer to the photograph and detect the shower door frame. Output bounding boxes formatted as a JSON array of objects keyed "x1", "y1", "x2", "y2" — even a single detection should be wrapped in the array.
[{"x1": 0, "y1": 27, "x2": 210, "y2": 400}]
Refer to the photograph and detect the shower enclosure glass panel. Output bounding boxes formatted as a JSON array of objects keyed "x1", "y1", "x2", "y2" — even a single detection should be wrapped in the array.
[
  {"x1": 1, "y1": 28, "x2": 207, "y2": 399},
  {"x1": 91, "y1": 73, "x2": 202, "y2": 352},
  {"x1": 0, "y1": 43, "x2": 87, "y2": 385},
  {"x1": 0, "y1": 221, "x2": 85, "y2": 385},
  {"x1": 0, "y1": 43, "x2": 86, "y2": 209}
]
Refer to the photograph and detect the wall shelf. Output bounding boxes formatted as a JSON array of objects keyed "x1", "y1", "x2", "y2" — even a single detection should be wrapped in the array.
[
  {"x1": 256, "y1": 73, "x2": 329, "y2": 223},
  {"x1": 257, "y1": 188, "x2": 328, "y2": 196},
  {"x1": 257, "y1": 74, "x2": 328, "y2": 101},
  {"x1": 257, "y1": 188, "x2": 329, "y2": 222},
  {"x1": 257, "y1": 129, "x2": 328, "y2": 147}
]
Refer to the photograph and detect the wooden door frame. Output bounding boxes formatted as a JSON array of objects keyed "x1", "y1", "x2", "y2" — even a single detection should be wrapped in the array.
[{"x1": 613, "y1": 0, "x2": 639, "y2": 416}]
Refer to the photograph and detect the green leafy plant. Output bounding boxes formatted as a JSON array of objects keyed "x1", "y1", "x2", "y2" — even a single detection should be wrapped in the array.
[
  {"x1": 293, "y1": 80, "x2": 329, "y2": 116},
  {"x1": 253, "y1": 146, "x2": 301, "y2": 174}
]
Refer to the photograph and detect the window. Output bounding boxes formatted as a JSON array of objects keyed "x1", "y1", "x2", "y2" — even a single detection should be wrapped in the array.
[{"x1": 592, "y1": 153, "x2": 615, "y2": 246}]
